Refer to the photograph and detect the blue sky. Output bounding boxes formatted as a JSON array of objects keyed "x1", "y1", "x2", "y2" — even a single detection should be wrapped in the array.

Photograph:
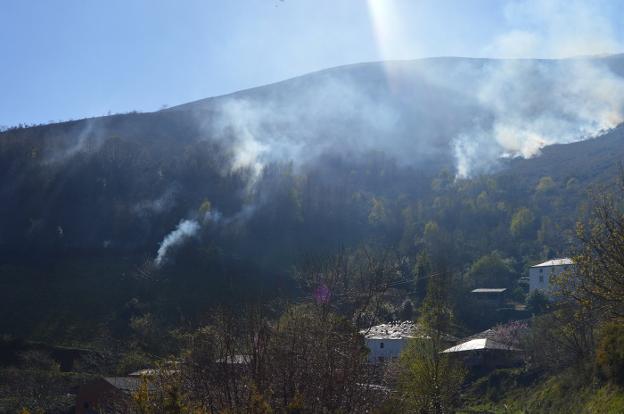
[{"x1": 1, "y1": 0, "x2": 622, "y2": 126}]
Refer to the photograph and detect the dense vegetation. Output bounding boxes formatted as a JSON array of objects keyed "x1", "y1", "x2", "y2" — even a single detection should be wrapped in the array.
[
  {"x1": 1, "y1": 113, "x2": 622, "y2": 342},
  {"x1": 2, "y1": 58, "x2": 624, "y2": 412}
]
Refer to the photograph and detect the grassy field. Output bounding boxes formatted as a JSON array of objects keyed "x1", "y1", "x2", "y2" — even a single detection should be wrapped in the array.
[{"x1": 461, "y1": 368, "x2": 624, "y2": 413}]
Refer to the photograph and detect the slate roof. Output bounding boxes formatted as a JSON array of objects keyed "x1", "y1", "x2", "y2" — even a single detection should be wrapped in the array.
[
  {"x1": 442, "y1": 338, "x2": 521, "y2": 353},
  {"x1": 360, "y1": 321, "x2": 421, "y2": 339},
  {"x1": 103, "y1": 377, "x2": 153, "y2": 393},
  {"x1": 360, "y1": 321, "x2": 458, "y2": 342},
  {"x1": 531, "y1": 258, "x2": 574, "y2": 268},
  {"x1": 128, "y1": 368, "x2": 179, "y2": 377},
  {"x1": 215, "y1": 354, "x2": 250, "y2": 364}
]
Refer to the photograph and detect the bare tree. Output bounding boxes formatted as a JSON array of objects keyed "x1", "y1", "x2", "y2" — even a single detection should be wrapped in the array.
[
  {"x1": 294, "y1": 246, "x2": 403, "y2": 328},
  {"x1": 570, "y1": 178, "x2": 624, "y2": 319}
]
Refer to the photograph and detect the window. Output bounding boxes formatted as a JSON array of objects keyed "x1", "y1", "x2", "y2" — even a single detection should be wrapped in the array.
[
  {"x1": 380, "y1": 342, "x2": 384, "y2": 349},
  {"x1": 539, "y1": 268, "x2": 544, "y2": 283}
]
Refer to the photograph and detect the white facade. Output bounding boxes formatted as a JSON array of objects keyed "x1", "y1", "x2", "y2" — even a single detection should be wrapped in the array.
[
  {"x1": 529, "y1": 258, "x2": 574, "y2": 296},
  {"x1": 365, "y1": 337, "x2": 410, "y2": 363}
]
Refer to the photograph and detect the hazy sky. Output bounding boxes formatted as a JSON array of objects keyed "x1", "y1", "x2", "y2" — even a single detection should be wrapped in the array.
[{"x1": 1, "y1": 0, "x2": 623, "y2": 126}]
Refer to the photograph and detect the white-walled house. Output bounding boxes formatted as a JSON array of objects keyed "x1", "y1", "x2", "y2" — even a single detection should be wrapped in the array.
[
  {"x1": 529, "y1": 258, "x2": 574, "y2": 296},
  {"x1": 360, "y1": 322, "x2": 419, "y2": 364}
]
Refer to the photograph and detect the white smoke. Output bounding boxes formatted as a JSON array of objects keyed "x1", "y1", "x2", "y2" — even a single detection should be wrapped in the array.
[
  {"x1": 204, "y1": 74, "x2": 400, "y2": 178},
  {"x1": 212, "y1": 56, "x2": 624, "y2": 180},
  {"x1": 453, "y1": 0, "x2": 624, "y2": 177},
  {"x1": 486, "y1": 0, "x2": 622, "y2": 59},
  {"x1": 453, "y1": 58, "x2": 624, "y2": 177},
  {"x1": 42, "y1": 118, "x2": 114, "y2": 164},
  {"x1": 202, "y1": 208, "x2": 223, "y2": 224},
  {"x1": 184, "y1": 1, "x2": 624, "y2": 180},
  {"x1": 133, "y1": 188, "x2": 179, "y2": 217},
  {"x1": 153, "y1": 205, "x2": 256, "y2": 266},
  {"x1": 154, "y1": 219, "x2": 200, "y2": 266}
]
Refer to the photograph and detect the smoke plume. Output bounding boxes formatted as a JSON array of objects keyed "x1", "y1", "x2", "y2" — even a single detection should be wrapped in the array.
[
  {"x1": 451, "y1": 0, "x2": 624, "y2": 177},
  {"x1": 453, "y1": 58, "x2": 624, "y2": 177},
  {"x1": 154, "y1": 219, "x2": 200, "y2": 266},
  {"x1": 191, "y1": 0, "x2": 624, "y2": 179}
]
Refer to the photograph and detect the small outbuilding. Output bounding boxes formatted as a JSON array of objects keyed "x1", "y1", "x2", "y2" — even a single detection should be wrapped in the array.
[
  {"x1": 442, "y1": 322, "x2": 525, "y2": 370},
  {"x1": 75, "y1": 376, "x2": 150, "y2": 414},
  {"x1": 442, "y1": 337, "x2": 522, "y2": 370},
  {"x1": 442, "y1": 338, "x2": 520, "y2": 354},
  {"x1": 471, "y1": 288, "x2": 508, "y2": 308}
]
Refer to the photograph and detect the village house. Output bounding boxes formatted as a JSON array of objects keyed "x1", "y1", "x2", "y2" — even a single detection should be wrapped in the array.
[
  {"x1": 529, "y1": 258, "x2": 574, "y2": 297},
  {"x1": 75, "y1": 376, "x2": 150, "y2": 414},
  {"x1": 361, "y1": 321, "x2": 420, "y2": 363},
  {"x1": 442, "y1": 338, "x2": 522, "y2": 369},
  {"x1": 442, "y1": 321, "x2": 527, "y2": 370},
  {"x1": 361, "y1": 322, "x2": 456, "y2": 364},
  {"x1": 75, "y1": 366, "x2": 177, "y2": 413}
]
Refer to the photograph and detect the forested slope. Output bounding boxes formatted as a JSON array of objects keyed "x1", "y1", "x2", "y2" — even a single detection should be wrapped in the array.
[{"x1": 0, "y1": 56, "x2": 623, "y2": 342}]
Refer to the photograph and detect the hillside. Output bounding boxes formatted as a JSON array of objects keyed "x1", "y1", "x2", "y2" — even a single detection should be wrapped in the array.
[
  {"x1": 503, "y1": 124, "x2": 624, "y2": 184},
  {"x1": 0, "y1": 56, "x2": 623, "y2": 342},
  {"x1": 2, "y1": 55, "x2": 624, "y2": 252}
]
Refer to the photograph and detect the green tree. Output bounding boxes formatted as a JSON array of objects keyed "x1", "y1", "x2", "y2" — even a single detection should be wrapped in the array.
[
  {"x1": 524, "y1": 304, "x2": 596, "y2": 373},
  {"x1": 419, "y1": 271, "x2": 453, "y2": 339},
  {"x1": 536, "y1": 176, "x2": 555, "y2": 193},
  {"x1": 596, "y1": 322, "x2": 624, "y2": 384},
  {"x1": 399, "y1": 339, "x2": 465, "y2": 414},
  {"x1": 413, "y1": 251, "x2": 432, "y2": 302},
  {"x1": 526, "y1": 289, "x2": 550, "y2": 315},
  {"x1": 510, "y1": 207, "x2": 535, "y2": 238},
  {"x1": 368, "y1": 197, "x2": 388, "y2": 225},
  {"x1": 399, "y1": 269, "x2": 465, "y2": 414},
  {"x1": 465, "y1": 251, "x2": 515, "y2": 288}
]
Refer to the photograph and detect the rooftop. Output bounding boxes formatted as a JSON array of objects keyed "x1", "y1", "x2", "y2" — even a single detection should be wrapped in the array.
[
  {"x1": 103, "y1": 377, "x2": 152, "y2": 392},
  {"x1": 471, "y1": 288, "x2": 507, "y2": 293},
  {"x1": 128, "y1": 368, "x2": 179, "y2": 377},
  {"x1": 531, "y1": 258, "x2": 574, "y2": 268},
  {"x1": 360, "y1": 321, "x2": 421, "y2": 339},
  {"x1": 442, "y1": 338, "x2": 521, "y2": 353},
  {"x1": 215, "y1": 354, "x2": 250, "y2": 365}
]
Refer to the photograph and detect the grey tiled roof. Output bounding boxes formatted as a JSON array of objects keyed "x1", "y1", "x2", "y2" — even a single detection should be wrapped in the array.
[{"x1": 103, "y1": 377, "x2": 150, "y2": 392}]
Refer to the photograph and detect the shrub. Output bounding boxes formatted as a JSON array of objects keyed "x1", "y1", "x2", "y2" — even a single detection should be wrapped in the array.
[{"x1": 596, "y1": 322, "x2": 624, "y2": 384}]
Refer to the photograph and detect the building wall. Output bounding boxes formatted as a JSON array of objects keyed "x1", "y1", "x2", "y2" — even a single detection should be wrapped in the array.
[
  {"x1": 365, "y1": 338, "x2": 409, "y2": 363},
  {"x1": 75, "y1": 379, "x2": 122, "y2": 414},
  {"x1": 529, "y1": 264, "x2": 573, "y2": 296}
]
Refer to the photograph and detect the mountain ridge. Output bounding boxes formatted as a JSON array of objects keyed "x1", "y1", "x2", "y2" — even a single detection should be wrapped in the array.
[{"x1": 166, "y1": 53, "x2": 624, "y2": 113}]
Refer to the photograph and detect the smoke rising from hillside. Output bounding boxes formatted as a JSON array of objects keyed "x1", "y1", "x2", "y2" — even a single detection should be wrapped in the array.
[
  {"x1": 155, "y1": 57, "x2": 624, "y2": 264},
  {"x1": 203, "y1": 57, "x2": 624, "y2": 179},
  {"x1": 178, "y1": 1, "x2": 619, "y2": 179},
  {"x1": 156, "y1": 0, "x2": 624, "y2": 262},
  {"x1": 453, "y1": 59, "x2": 624, "y2": 177},
  {"x1": 197, "y1": 1, "x2": 624, "y2": 179},
  {"x1": 451, "y1": 0, "x2": 624, "y2": 177},
  {"x1": 155, "y1": 219, "x2": 200, "y2": 266},
  {"x1": 205, "y1": 75, "x2": 401, "y2": 176}
]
